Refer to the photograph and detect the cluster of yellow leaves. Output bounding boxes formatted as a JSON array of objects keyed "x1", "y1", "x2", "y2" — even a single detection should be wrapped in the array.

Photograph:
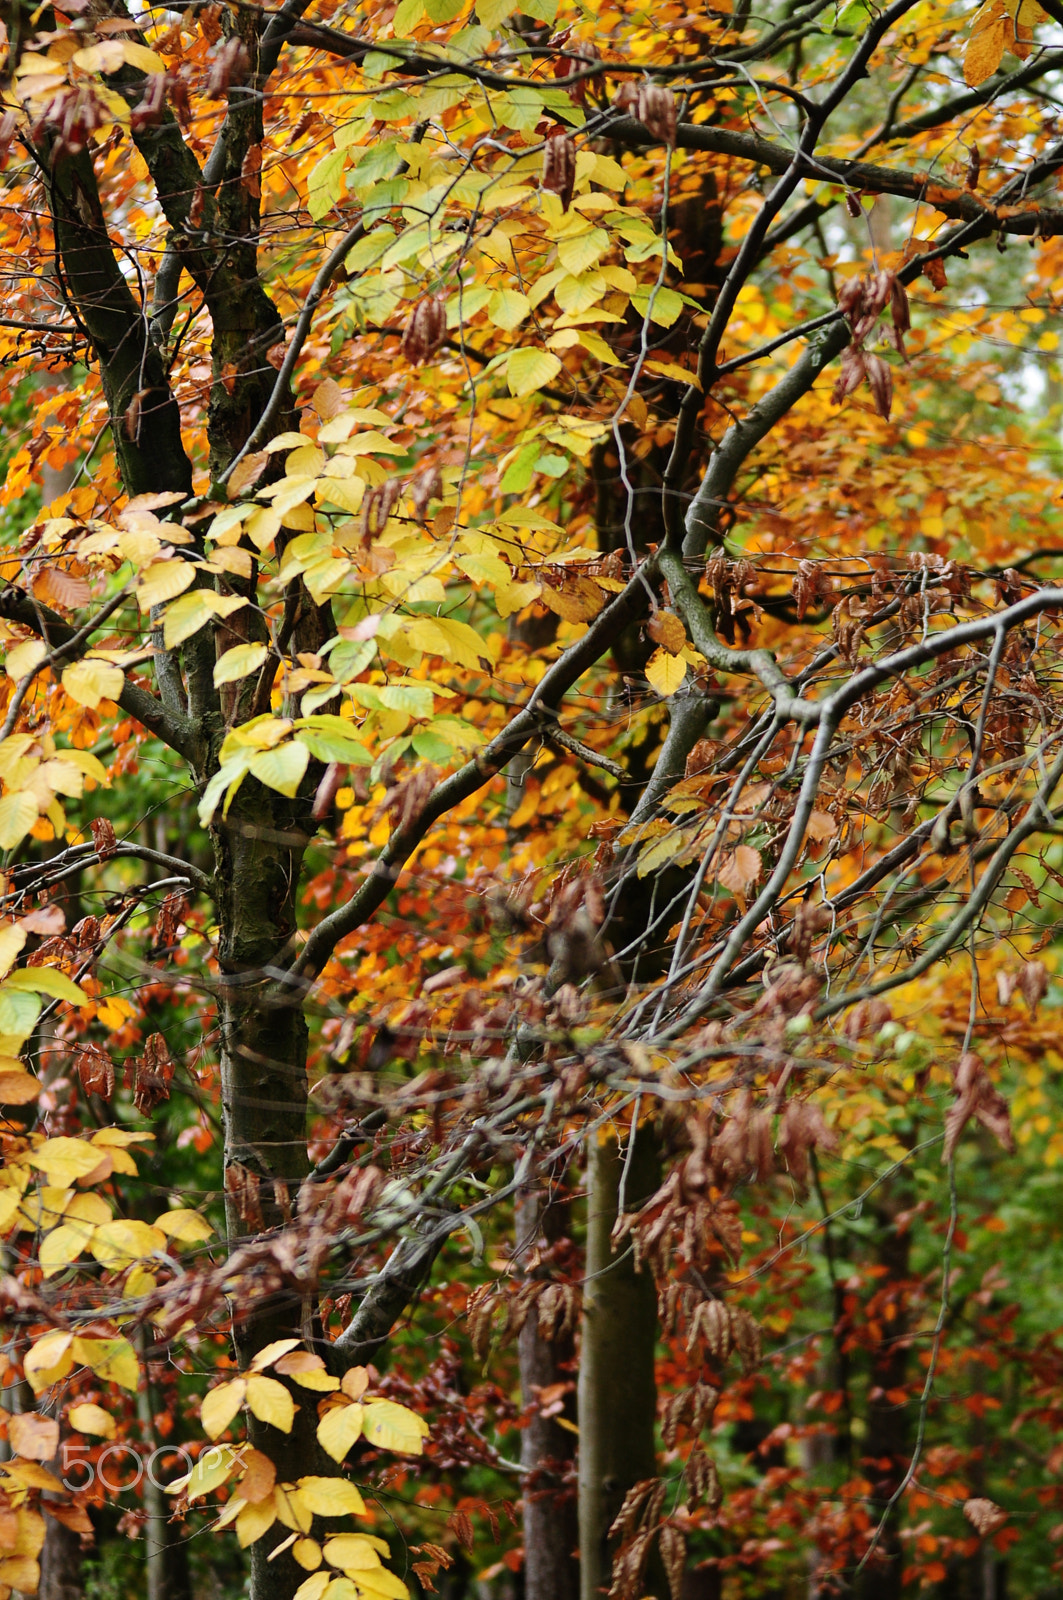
[
  {"x1": 185, "y1": 1342, "x2": 427, "y2": 1600},
  {"x1": 1, "y1": 1125, "x2": 213, "y2": 1283},
  {"x1": 0, "y1": 729, "x2": 107, "y2": 855}
]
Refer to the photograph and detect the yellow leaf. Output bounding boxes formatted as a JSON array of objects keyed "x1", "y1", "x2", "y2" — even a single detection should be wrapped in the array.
[
  {"x1": 40, "y1": 1220, "x2": 97, "y2": 1276},
  {"x1": 488, "y1": 288, "x2": 530, "y2": 330},
  {"x1": 68, "y1": 1402, "x2": 116, "y2": 1439},
  {"x1": 72, "y1": 1335, "x2": 140, "y2": 1391},
  {"x1": 89, "y1": 1219, "x2": 167, "y2": 1270},
  {"x1": 316, "y1": 477, "x2": 366, "y2": 515},
  {"x1": 174, "y1": 1445, "x2": 237, "y2": 1501},
  {"x1": 341, "y1": 1367, "x2": 369, "y2": 1401},
  {"x1": 71, "y1": 40, "x2": 125, "y2": 71},
  {"x1": 5, "y1": 639, "x2": 47, "y2": 680},
  {"x1": 137, "y1": 560, "x2": 196, "y2": 609},
  {"x1": 236, "y1": 1495, "x2": 278, "y2": 1548},
  {"x1": 251, "y1": 1339, "x2": 303, "y2": 1372},
  {"x1": 24, "y1": 1331, "x2": 74, "y2": 1392},
  {"x1": 0, "y1": 1187, "x2": 22, "y2": 1231},
  {"x1": 273, "y1": 1484, "x2": 314, "y2": 1533},
  {"x1": 162, "y1": 590, "x2": 246, "y2": 649},
  {"x1": 355, "y1": 1569, "x2": 411, "y2": 1600},
  {"x1": 121, "y1": 40, "x2": 166, "y2": 72},
  {"x1": 361, "y1": 1400, "x2": 428, "y2": 1456},
  {"x1": 965, "y1": 10, "x2": 1007, "y2": 83},
  {"x1": 61, "y1": 658, "x2": 124, "y2": 709},
  {"x1": 321, "y1": 1533, "x2": 385, "y2": 1571},
  {"x1": 248, "y1": 740, "x2": 309, "y2": 799},
  {"x1": 245, "y1": 1374, "x2": 295, "y2": 1432},
  {"x1": 294, "y1": 1538, "x2": 323, "y2": 1571},
  {"x1": 0, "y1": 793, "x2": 39, "y2": 851},
  {"x1": 645, "y1": 648, "x2": 687, "y2": 698},
  {"x1": 0, "y1": 924, "x2": 27, "y2": 981},
  {"x1": 154, "y1": 1207, "x2": 214, "y2": 1243},
  {"x1": 294, "y1": 1574, "x2": 331, "y2": 1600},
  {"x1": 201, "y1": 1379, "x2": 247, "y2": 1440},
  {"x1": 214, "y1": 643, "x2": 269, "y2": 687},
  {"x1": 507, "y1": 348, "x2": 563, "y2": 397},
  {"x1": 0, "y1": 1557, "x2": 40, "y2": 1593},
  {"x1": 317, "y1": 1401, "x2": 364, "y2": 1462},
  {"x1": 28, "y1": 1137, "x2": 105, "y2": 1184},
  {"x1": 296, "y1": 1476, "x2": 367, "y2": 1517},
  {"x1": 644, "y1": 358, "x2": 701, "y2": 389},
  {"x1": 636, "y1": 830, "x2": 685, "y2": 879}
]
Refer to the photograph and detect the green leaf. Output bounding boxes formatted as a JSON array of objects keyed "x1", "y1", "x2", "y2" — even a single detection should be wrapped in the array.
[
  {"x1": 308, "y1": 149, "x2": 346, "y2": 222},
  {"x1": 507, "y1": 348, "x2": 563, "y2": 398},
  {"x1": 487, "y1": 288, "x2": 530, "y2": 331},
  {"x1": 5, "y1": 968, "x2": 87, "y2": 1004},
  {"x1": 0, "y1": 986, "x2": 42, "y2": 1042},
  {"x1": 393, "y1": 0, "x2": 425, "y2": 29}
]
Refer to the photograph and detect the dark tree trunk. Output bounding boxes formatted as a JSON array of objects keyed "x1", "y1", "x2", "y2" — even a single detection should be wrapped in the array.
[
  {"x1": 578, "y1": 1127, "x2": 661, "y2": 1600},
  {"x1": 516, "y1": 1191, "x2": 579, "y2": 1600}
]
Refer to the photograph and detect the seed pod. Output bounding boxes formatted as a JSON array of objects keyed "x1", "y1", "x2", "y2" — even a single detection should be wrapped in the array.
[
  {"x1": 541, "y1": 132, "x2": 577, "y2": 210},
  {"x1": 637, "y1": 83, "x2": 677, "y2": 147},
  {"x1": 401, "y1": 294, "x2": 447, "y2": 365}
]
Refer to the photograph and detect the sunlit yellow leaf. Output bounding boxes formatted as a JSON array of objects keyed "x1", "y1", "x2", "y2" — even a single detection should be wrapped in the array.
[
  {"x1": 72, "y1": 1335, "x2": 140, "y2": 1391},
  {"x1": 236, "y1": 1494, "x2": 278, "y2": 1548},
  {"x1": 89, "y1": 1219, "x2": 167, "y2": 1270},
  {"x1": 317, "y1": 1401, "x2": 364, "y2": 1462},
  {"x1": 154, "y1": 1207, "x2": 214, "y2": 1243},
  {"x1": 201, "y1": 1379, "x2": 247, "y2": 1441},
  {"x1": 28, "y1": 1137, "x2": 106, "y2": 1185},
  {"x1": 4, "y1": 639, "x2": 47, "y2": 680},
  {"x1": 645, "y1": 649, "x2": 687, "y2": 698},
  {"x1": 138, "y1": 560, "x2": 196, "y2": 610},
  {"x1": 0, "y1": 793, "x2": 39, "y2": 852},
  {"x1": 507, "y1": 348, "x2": 563, "y2": 398},
  {"x1": 214, "y1": 643, "x2": 269, "y2": 687},
  {"x1": 361, "y1": 1400, "x2": 428, "y2": 1456},
  {"x1": 294, "y1": 1538, "x2": 323, "y2": 1571},
  {"x1": 68, "y1": 1403, "x2": 116, "y2": 1439},
  {"x1": 24, "y1": 1331, "x2": 74, "y2": 1392},
  {"x1": 245, "y1": 1374, "x2": 295, "y2": 1432},
  {"x1": 296, "y1": 1476, "x2": 367, "y2": 1516}
]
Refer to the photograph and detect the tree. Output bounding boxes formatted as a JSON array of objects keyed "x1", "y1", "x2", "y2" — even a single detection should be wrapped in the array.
[{"x1": 4, "y1": 0, "x2": 1063, "y2": 1595}]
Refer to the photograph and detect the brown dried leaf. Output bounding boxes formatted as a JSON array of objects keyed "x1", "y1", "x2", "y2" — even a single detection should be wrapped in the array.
[
  {"x1": 718, "y1": 845, "x2": 761, "y2": 900},
  {"x1": 647, "y1": 609, "x2": 687, "y2": 656},
  {"x1": 943, "y1": 1052, "x2": 1013, "y2": 1163},
  {"x1": 9, "y1": 1412, "x2": 59, "y2": 1462},
  {"x1": 964, "y1": 1497, "x2": 1008, "y2": 1537},
  {"x1": 228, "y1": 450, "x2": 269, "y2": 499},
  {"x1": 33, "y1": 566, "x2": 90, "y2": 611},
  {"x1": 77, "y1": 1044, "x2": 115, "y2": 1101}
]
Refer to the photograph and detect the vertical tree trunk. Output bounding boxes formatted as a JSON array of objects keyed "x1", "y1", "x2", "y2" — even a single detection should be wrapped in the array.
[
  {"x1": 516, "y1": 1191, "x2": 579, "y2": 1600},
  {"x1": 38, "y1": 1515, "x2": 82, "y2": 1600},
  {"x1": 857, "y1": 1186, "x2": 911, "y2": 1600},
  {"x1": 578, "y1": 1127, "x2": 661, "y2": 1600}
]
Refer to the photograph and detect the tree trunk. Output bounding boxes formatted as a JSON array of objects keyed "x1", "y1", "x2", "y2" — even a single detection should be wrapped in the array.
[
  {"x1": 38, "y1": 1514, "x2": 82, "y2": 1600},
  {"x1": 213, "y1": 783, "x2": 322, "y2": 1600},
  {"x1": 516, "y1": 1191, "x2": 579, "y2": 1600},
  {"x1": 578, "y1": 1127, "x2": 661, "y2": 1600}
]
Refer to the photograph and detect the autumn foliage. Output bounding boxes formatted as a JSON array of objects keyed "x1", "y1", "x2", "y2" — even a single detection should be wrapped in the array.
[{"x1": 4, "y1": 0, "x2": 1063, "y2": 1595}]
